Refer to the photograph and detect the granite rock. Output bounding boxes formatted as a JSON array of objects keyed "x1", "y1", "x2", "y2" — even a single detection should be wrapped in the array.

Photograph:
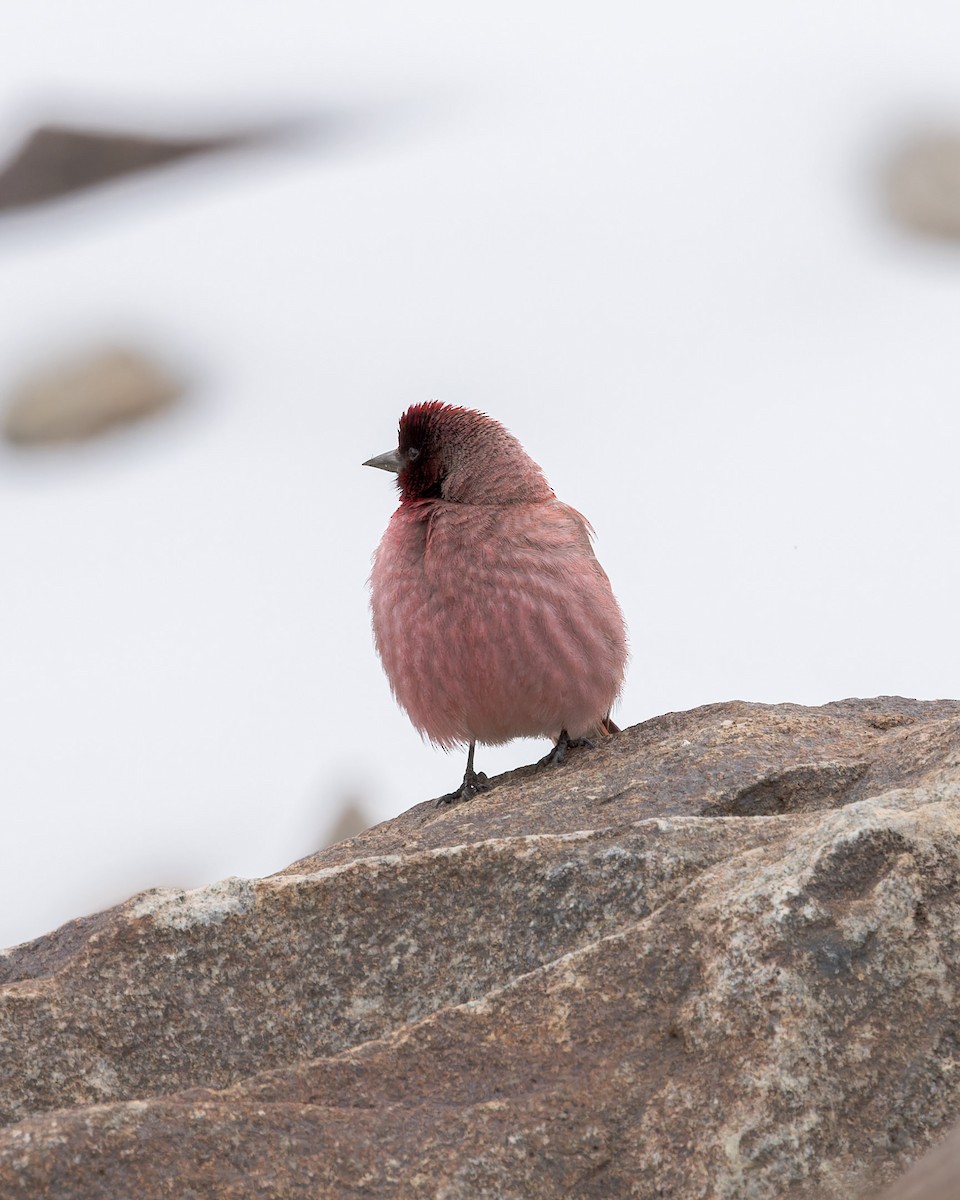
[
  {"x1": 1, "y1": 697, "x2": 959, "y2": 1198},
  {"x1": 874, "y1": 1118, "x2": 960, "y2": 1200}
]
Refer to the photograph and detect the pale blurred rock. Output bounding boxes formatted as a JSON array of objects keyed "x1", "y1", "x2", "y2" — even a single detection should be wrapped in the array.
[
  {"x1": 1, "y1": 697, "x2": 960, "y2": 1197},
  {"x1": 2, "y1": 349, "x2": 182, "y2": 445},
  {"x1": 885, "y1": 132, "x2": 960, "y2": 239}
]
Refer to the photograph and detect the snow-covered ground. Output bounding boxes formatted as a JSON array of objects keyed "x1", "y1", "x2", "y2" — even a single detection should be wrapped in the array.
[{"x1": 2, "y1": 1, "x2": 959, "y2": 949}]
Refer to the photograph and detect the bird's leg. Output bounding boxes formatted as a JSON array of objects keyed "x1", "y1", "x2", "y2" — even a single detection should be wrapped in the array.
[
  {"x1": 435, "y1": 741, "x2": 490, "y2": 807},
  {"x1": 536, "y1": 728, "x2": 595, "y2": 770}
]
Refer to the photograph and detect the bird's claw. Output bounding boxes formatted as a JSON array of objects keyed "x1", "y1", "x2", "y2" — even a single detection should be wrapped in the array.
[
  {"x1": 536, "y1": 730, "x2": 595, "y2": 770},
  {"x1": 435, "y1": 770, "x2": 490, "y2": 807}
]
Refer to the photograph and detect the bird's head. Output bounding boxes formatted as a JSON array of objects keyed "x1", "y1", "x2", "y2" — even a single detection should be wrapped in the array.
[{"x1": 364, "y1": 402, "x2": 554, "y2": 505}]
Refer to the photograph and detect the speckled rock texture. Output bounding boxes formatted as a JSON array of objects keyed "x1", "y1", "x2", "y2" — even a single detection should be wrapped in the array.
[
  {"x1": 2, "y1": 697, "x2": 959, "y2": 1199},
  {"x1": 874, "y1": 1118, "x2": 960, "y2": 1200}
]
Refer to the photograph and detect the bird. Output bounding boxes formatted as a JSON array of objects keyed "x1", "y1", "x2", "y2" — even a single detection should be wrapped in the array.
[{"x1": 364, "y1": 401, "x2": 627, "y2": 805}]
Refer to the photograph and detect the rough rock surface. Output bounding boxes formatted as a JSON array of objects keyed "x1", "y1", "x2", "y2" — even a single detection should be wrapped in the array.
[
  {"x1": 2, "y1": 697, "x2": 960, "y2": 1198},
  {"x1": 875, "y1": 1118, "x2": 960, "y2": 1200}
]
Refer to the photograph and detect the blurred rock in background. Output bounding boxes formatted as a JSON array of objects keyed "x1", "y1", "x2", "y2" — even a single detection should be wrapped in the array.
[
  {"x1": 322, "y1": 798, "x2": 371, "y2": 848},
  {"x1": 0, "y1": 122, "x2": 285, "y2": 212},
  {"x1": 885, "y1": 131, "x2": 960, "y2": 240},
  {"x1": 2, "y1": 348, "x2": 184, "y2": 445}
]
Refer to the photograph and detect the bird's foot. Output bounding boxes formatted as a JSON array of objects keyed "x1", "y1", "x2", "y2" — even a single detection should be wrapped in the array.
[
  {"x1": 435, "y1": 768, "x2": 490, "y2": 808},
  {"x1": 436, "y1": 742, "x2": 492, "y2": 807},
  {"x1": 536, "y1": 729, "x2": 595, "y2": 770}
]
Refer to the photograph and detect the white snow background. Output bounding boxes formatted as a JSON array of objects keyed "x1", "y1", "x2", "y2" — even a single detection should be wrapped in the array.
[{"x1": 1, "y1": 1, "x2": 959, "y2": 948}]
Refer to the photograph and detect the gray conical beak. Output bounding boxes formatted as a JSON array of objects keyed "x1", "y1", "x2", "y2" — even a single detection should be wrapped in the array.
[{"x1": 363, "y1": 448, "x2": 402, "y2": 473}]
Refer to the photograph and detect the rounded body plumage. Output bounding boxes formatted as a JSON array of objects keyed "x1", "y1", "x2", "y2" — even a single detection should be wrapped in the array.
[{"x1": 366, "y1": 403, "x2": 627, "y2": 751}]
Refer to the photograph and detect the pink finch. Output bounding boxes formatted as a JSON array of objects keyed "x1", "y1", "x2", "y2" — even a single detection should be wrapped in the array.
[{"x1": 365, "y1": 402, "x2": 627, "y2": 804}]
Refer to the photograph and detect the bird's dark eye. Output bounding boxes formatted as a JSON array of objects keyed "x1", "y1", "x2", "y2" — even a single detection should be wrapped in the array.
[{"x1": 407, "y1": 447, "x2": 420, "y2": 460}]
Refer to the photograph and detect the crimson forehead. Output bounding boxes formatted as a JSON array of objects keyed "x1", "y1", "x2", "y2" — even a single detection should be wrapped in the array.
[{"x1": 398, "y1": 402, "x2": 457, "y2": 453}]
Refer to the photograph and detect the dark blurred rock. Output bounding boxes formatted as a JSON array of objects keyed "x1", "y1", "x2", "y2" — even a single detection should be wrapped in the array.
[
  {"x1": 885, "y1": 132, "x2": 960, "y2": 240},
  {"x1": 1, "y1": 697, "x2": 960, "y2": 1197},
  {"x1": 2, "y1": 348, "x2": 182, "y2": 445},
  {"x1": 0, "y1": 124, "x2": 260, "y2": 211},
  {"x1": 324, "y1": 798, "x2": 370, "y2": 846}
]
